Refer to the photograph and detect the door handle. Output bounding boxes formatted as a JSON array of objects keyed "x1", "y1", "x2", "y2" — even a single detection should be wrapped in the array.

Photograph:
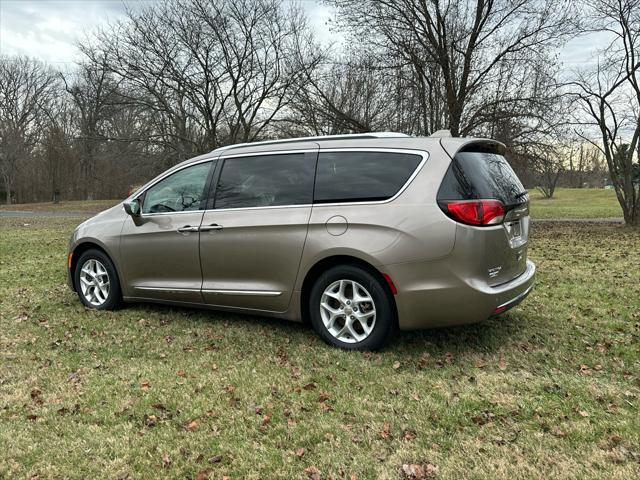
[
  {"x1": 199, "y1": 223, "x2": 223, "y2": 232},
  {"x1": 177, "y1": 225, "x2": 200, "y2": 233}
]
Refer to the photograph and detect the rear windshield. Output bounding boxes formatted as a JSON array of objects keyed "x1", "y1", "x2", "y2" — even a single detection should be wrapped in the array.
[{"x1": 437, "y1": 152, "x2": 526, "y2": 206}]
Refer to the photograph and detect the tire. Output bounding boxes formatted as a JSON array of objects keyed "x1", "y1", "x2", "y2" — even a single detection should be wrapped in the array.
[
  {"x1": 309, "y1": 264, "x2": 396, "y2": 350},
  {"x1": 74, "y1": 249, "x2": 122, "y2": 310}
]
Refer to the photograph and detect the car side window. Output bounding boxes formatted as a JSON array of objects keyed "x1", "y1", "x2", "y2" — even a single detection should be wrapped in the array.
[
  {"x1": 314, "y1": 151, "x2": 423, "y2": 203},
  {"x1": 142, "y1": 161, "x2": 213, "y2": 214},
  {"x1": 214, "y1": 153, "x2": 313, "y2": 209}
]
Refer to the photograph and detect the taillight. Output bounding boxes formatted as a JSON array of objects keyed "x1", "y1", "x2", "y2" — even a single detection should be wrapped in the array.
[{"x1": 439, "y1": 199, "x2": 505, "y2": 226}]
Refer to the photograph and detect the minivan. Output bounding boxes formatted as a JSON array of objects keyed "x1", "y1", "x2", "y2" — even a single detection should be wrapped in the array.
[{"x1": 68, "y1": 132, "x2": 535, "y2": 350}]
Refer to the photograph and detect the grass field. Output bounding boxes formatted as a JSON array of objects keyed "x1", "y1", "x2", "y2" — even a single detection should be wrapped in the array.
[
  {"x1": 528, "y1": 188, "x2": 622, "y2": 219},
  {"x1": 1, "y1": 214, "x2": 638, "y2": 479},
  {"x1": 0, "y1": 188, "x2": 623, "y2": 220}
]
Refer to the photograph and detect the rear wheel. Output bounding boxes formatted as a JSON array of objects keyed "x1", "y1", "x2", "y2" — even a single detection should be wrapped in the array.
[
  {"x1": 74, "y1": 249, "x2": 121, "y2": 310},
  {"x1": 309, "y1": 265, "x2": 395, "y2": 350}
]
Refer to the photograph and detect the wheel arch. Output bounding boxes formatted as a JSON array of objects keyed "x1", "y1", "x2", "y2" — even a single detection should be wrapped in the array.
[
  {"x1": 299, "y1": 255, "x2": 398, "y2": 326},
  {"x1": 70, "y1": 241, "x2": 122, "y2": 293}
]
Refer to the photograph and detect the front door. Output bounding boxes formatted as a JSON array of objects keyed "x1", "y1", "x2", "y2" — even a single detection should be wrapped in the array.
[
  {"x1": 199, "y1": 150, "x2": 317, "y2": 312},
  {"x1": 119, "y1": 160, "x2": 215, "y2": 303}
]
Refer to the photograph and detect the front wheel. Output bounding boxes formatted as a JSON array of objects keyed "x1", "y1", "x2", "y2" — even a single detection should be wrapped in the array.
[
  {"x1": 309, "y1": 265, "x2": 395, "y2": 350},
  {"x1": 74, "y1": 249, "x2": 121, "y2": 310}
]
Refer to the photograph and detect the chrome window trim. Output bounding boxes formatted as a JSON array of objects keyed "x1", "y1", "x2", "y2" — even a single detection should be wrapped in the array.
[
  {"x1": 312, "y1": 148, "x2": 429, "y2": 207},
  {"x1": 206, "y1": 147, "x2": 429, "y2": 212}
]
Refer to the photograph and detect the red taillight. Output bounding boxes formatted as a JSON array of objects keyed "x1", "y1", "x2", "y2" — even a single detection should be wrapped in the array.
[{"x1": 441, "y1": 199, "x2": 505, "y2": 226}]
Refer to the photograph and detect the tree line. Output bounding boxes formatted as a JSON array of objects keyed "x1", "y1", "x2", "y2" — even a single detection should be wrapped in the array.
[{"x1": 0, "y1": 0, "x2": 638, "y2": 225}]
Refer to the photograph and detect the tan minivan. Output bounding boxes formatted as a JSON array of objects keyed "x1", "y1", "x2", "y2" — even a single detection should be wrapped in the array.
[{"x1": 68, "y1": 132, "x2": 535, "y2": 350}]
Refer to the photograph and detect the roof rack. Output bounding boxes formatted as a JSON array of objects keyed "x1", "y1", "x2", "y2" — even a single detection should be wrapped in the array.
[{"x1": 211, "y1": 132, "x2": 411, "y2": 153}]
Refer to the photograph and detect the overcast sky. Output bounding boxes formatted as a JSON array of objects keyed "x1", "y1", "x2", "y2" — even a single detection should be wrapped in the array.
[{"x1": 0, "y1": 0, "x2": 606, "y2": 75}]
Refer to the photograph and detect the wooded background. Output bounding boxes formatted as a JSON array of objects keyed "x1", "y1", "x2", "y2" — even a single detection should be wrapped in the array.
[{"x1": 1, "y1": 0, "x2": 638, "y2": 224}]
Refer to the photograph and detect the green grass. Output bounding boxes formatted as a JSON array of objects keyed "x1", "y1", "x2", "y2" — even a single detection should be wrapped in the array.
[
  {"x1": 1, "y1": 217, "x2": 639, "y2": 479},
  {"x1": 529, "y1": 188, "x2": 622, "y2": 219}
]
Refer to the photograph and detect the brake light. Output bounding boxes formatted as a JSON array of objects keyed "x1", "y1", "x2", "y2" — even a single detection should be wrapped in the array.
[{"x1": 440, "y1": 199, "x2": 505, "y2": 226}]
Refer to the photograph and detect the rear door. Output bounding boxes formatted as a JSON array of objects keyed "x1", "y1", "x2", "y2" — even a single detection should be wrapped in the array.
[
  {"x1": 198, "y1": 149, "x2": 317, "y2": 312},
  {"x1": 437, "y1": 147, "x2": 529, "y2": 285}
]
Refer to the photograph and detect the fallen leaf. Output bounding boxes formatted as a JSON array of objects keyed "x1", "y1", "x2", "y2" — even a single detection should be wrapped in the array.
[
  {"x1": 304, "y1": 466, "x2": 321, "y2": 480},
  {"x1": 393, "y1": 361, "x2": 401, "y2": 370},
  {"x1": 578, "y1": 410, "x2": 589, "y2": 417},
  {"x1": 474, "y1": 358, "x2": 486, "y2": 369},
  {"x1": 291, "y1": 367, "x2": 302, "y2": 378},
  {"x1": 380, "y1": 421, "x2": 391, "y2": 439},
  {"x1": 303, "y1": 383, "x2": 316, "y2": 390},
  {"x1": 144, "y1": 414, "x2": 157, "y2": 427},
  {"x1": 402, "y1": 430, "x2": 416, "y2": 441},
  {"x1": 176, "y1": 370, "x2": 186, "y2": 377},
  {"x1": 401, "y1": 462, "x2": 438, "y2": 479},
  {"x1": 255, "y1": 406, "x2": 263, "y2": 414},
  {"x1": 262, "y1": 414, "x2": 271, "y2": 426},
  {"x1": 195, "y1": 471, "x2": 209, "y2": 480},
  {"x1": 208, "y1": 455, "x2": 223, "y2": 464},
  {"x1": 318, "y1": 391, "x2": 330, "y2": 403},
  {"x1": 296, "y1": 447, "x2": 306, "y2": 457},
  {"x1": 579, "y1": 364, "x2": 592, "y2": 376},
  {"x1": 551, "y1": 426, "x2": 567, "y2": 438},
  {"x1": 186, "y1": 420, "x2": 199, "y2": 431},
  {"x1": 161, "y1": 452, "x2": 171, "y2": 468},
  {"x1": 498, "y1": 354, "x2": 507, "y2": 370},
  {"x1": 140, "y1": 380, "x2": 151, "y2": 391}
]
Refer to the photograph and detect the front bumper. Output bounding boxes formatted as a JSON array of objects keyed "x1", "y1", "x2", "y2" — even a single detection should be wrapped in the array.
[{"x1": 385, "y1": 259, "x2": 536, "y2": 330}]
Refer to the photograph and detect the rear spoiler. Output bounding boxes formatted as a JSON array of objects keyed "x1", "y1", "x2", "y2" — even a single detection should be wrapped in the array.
[{"x1": 439, "y1": 137, "x2": 506, "y2": 159}]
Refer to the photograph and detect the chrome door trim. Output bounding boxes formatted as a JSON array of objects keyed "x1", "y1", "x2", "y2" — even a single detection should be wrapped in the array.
[
  {"x1": 135, "y1": 286, "x2": 200, "y2": 293},
  {"x1": 202, "y1": 289, "x2": 283, "y2": 297},
  {"x1": 135, "y1": 286, "x2": 282, "y2": 297}
]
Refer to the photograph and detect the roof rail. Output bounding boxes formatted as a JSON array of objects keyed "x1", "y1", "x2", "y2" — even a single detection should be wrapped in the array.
[{"x1": 211, "y1": 132, "x2": 411, "y2": 153}]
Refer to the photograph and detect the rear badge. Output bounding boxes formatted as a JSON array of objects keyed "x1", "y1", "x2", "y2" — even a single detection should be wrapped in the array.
[{"x1": 488, "y1": 266, "x2": 502, "y2": 278}]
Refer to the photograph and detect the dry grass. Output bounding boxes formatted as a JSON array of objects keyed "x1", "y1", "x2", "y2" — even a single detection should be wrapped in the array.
[{"x1": 0, "y1": 217, "x2": 638, "y2": 479}]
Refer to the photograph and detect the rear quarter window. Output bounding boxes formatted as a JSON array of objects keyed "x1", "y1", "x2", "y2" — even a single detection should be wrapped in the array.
[{"x1": 314, "y1": 151, "x2": 422, "y2": 203}]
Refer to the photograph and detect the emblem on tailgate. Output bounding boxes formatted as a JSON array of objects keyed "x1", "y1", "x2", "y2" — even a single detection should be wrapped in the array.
[{"x1": 488, "y1": 266, "x2": 502, "y2": 278}]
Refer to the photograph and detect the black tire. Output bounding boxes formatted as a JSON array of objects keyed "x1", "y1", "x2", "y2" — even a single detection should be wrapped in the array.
[
  {"x1": 74, "y1": 249, "x2": 122, "y2": 310},
  {"x1": 309, "y1": 264, "x2": 396, "y2": 350}
]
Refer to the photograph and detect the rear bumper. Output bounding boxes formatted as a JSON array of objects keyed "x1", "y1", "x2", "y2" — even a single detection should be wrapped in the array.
[{"x1": 386, "y1": 259, "x2": 536, "y2": 330}]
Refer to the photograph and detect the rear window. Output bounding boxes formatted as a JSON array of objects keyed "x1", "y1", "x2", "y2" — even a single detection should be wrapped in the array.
[
  {"x1": 438, "y1": 151, "x2": 526, "y2": 206},
  {"x1": 314, "y1": 151, "x2": 422, "y2": 203}
]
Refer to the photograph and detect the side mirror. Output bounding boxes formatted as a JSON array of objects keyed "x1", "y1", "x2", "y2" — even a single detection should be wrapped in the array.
[{"x1": 123, "y1": 199, "x2": 141, "y2": 216}]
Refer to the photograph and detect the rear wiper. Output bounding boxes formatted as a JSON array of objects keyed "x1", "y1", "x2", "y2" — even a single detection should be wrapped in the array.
[{"x1": 514, "y1": 190, "x2": 529, "y2": 200}]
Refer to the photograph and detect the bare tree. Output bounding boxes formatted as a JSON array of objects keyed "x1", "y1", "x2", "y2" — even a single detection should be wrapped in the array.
[
  {"x1": 328, "y1": 0, "x2": 578, "y2": 136},
  {"x1": 572, "y1": 0, "x2": 640, "y2": 225},
  {"x1": 82, "y1": 0, "x2": 322, "y2": 159},
  {"x1": 0, "y1": 56, "x2": 57, "y2": 204}
]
